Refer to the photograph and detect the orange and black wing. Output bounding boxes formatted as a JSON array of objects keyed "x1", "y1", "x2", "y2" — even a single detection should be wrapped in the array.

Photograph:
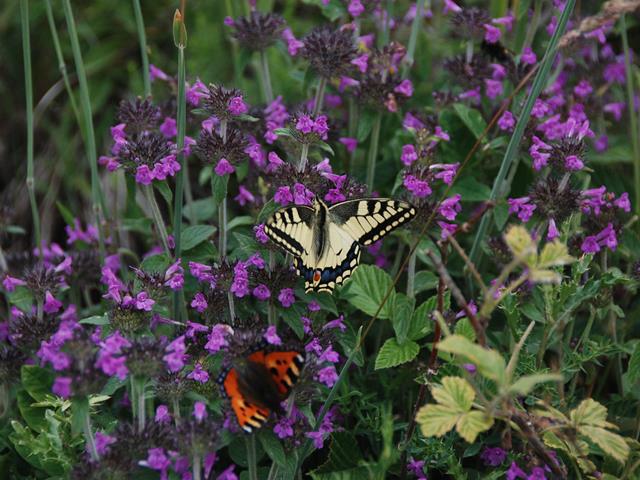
[
  {"x1": 219, "y1": 367, "x2": 271, "y2": 434},
  {"x1": 260, "y1": 350, "x2": 305, "y2": 396}
]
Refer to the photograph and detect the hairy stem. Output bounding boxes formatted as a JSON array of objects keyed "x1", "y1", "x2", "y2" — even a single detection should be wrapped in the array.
[
  {"x1": 406, "y1": 248, "x2": 417, "y2": 298},
  {"x1": 366, "y1": 112, "x2": 382, "y2": 192},
  {"x1": 20, "y1": 0, "x2": 42, "y2": 260},
  {"x1": 298, "y1": 143, "x2": 310, "y2": 172},
  {"x1": 312, "y1": 77, "x2": 327, "y2": 117},
  {"x1": 144, "y1": 185, "x2": 171, "y2": 256},
  {"x1": 259, "y1": 49, "x2": 274, "y2": 103},
  {"x1": 82, "y1": 404, "x2": 99, "y2": 462},
  {"x1": 192, "y1": 453, "x2": 202, "y2": 480}
]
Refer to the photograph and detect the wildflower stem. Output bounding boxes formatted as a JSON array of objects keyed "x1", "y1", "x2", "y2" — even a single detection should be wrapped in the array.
[
  {"x1": 172, "y1": 20, "x2": 187, "y2": 320},
  {"x1": 62, "y1": 0, "x2": 107, "y2": 258},
  {"x1": 80, "y1": 400, "x2": 99, "y2": 461},
  {"x1": 365, "y1": 112, "x2": 382, "y2": 192},
  {"x1": 136, "y1": 377, "x2": 146, "y2": 432},
  {"x1": 259, "y1": 49, "x2": 274, "y2": 103},
  {"x1": 143, "y1": 185, "x2": 171, "y2": 256},
  {"x1": 406, "y1": 247, "x2": 417, "y2": 298},
  {"x1": 468, "y1": 0, "x2": 575, "y2": 267},
  {"x1": 132, "y1": 0, "x2": 151, "y2": 98},
  {"x1": 298, "y1": 143, "x2": 310, "y2": 172},
  {"x1": 245, "y1": 435, "x2": 258, "y2": 480},
  {"x1": 0, "y1": 247, "x2": 7, "y2": 273},
  {"x1": 268, "y1": 251, "x2": 276, "y2": 325},
  {"x1": 219, "y1": 120, "x2": 228, "y2": 258},
  {"x1": 172, "y1": 397, "x2": 181, "y2": 425},
  {"x1": 192, "y1": 453, "x2": 202, "y2": 480},
  {"x1": 44, "y1": 0, "x2": 82, "y2": 134},
  {"x1": 20, "y1": 0, "x2": 42, "y2": 261},
  {"x1": 465, "y1": 40, "x2": 474, "y2": 64},
  {"x1": 401, "y1": 0, "x2": 425, "y2": 78},
  {"x1": 621, "y1": 15, "x2": 640, "y2": 215},
  {"x1": 312, "y1": 77, "x2": 327, "y2": 117}
]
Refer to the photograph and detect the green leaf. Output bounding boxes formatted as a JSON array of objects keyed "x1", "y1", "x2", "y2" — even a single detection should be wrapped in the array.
[
  {"x1": 509, "y1": 373, "x2": 562, "y2": 396},
  {"x1": 449, "y1": 176, "x2": 492, "y2": 202},
  {"x1": 356, "y1": 111, "x2": 375, "y2": 141},
  {"x1": 570, "y1": 399, "x2": 613, "y2": 428},
  {"x1": 416, "y1": 404, "x2": 460, "y2": 438},
  {"x1": 226, "y1": 215, "x2": 254, "y2": 232},
  {"x1": 7, "y1": 286, "x2": 34, "y2": 312},
  {"x1": 392, "y1": 293, "x2": 415, "y2": 344},
  {"x1": 273, "y1": 127, "x2": 294, "y2": 138},
  {"x1": 80, "y1": 315, "x2": 109, "y2": 325},
  {"x1": 454, "y1": 317, "x2": 476, "y2": 341},
  {"x1": 181, "y1": 225, "x2": 216, "y2": 251},
  {"x1": 374, "y1": 338, "x2": 419, "y2": 370},
  {"x1": 456, "y1": 410, "x2": 494, "y2": 443},
  {"x1": 493, "y1": 202, "x2": 509, "y2": 230},
  {"x1": 431, "y1": 376, "x2": 475, "y2": 412},
  {"x1": 408, "y1": 298, "x2": 435, "y2": 341},
  {"x1": 437, "y1": 335, "x2": 507, "y2": 385},
  {"x1": 579, "y1": 426, "x2": 630, "y2": 464},
  {"x1": 529, "y1": 269, "x2": 562, "y2": 284},
  {"x1": 627, "y1": 343, "x2": 640, "y2": 384},
  {"x1": 16, "y1": 390, "x2": 48, "y2": 432},
  {"x1": 21, "y1": 365, "x2": 53, "y2": 402},
  {"x1": 154, "y1": 181, "x2": 173, "y2": 206},
  {"x1": 413, "y1": 270, "x2": 438, "y2": 294},
  {"x1": 504, "y1": 225, "x2": 537, "y2": 265},
  {"x1": 211, "y1": 174, "x2": 229, "y2": 206},
  {"x1": 538, "y1": 241, "x2": 574, "y2": 268},
  {"x1": 341, "y1": 265, "x2": 395, "y2": 320},
  {"x1": 316, "y1": 140, "x2": 335, "y2": 156},
  {"x1": 140, "y1": 253, "x2": 170, "y2": 273},
  {"x1": 258, "y1": 430, "x2": 286, "y2": 466},
  {"x1": 55, "y1": 201, "x2": 76, "y2": 225},
  {"x1": 453, "y1": 103, "x2": 487, "y2": 139},
  {"x1": 183, "y1": 197, "x2": 217, "y2": 223},
  {"x1": 311, "y1": 432, "x2": 362, "y2": 475}
]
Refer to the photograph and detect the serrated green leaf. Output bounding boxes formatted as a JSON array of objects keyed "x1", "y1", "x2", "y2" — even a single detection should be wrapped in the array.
[
  {"x1": 414, "y1": 270, "x2": 438, "y2": 293},
  {"x1": 181, "y1": 225, "x2": 216, "y2": 251},
  {"x1": 529, "y1": 269, "x2": 562, "y2": 283},
  {"x1": 437, "y1": 335, "x2": 506, "y2": 385},
  {"x1": 627, "y1": 343, "x2": 640, "y2": 384},
  {"x1": 79, "y1": 315, "x2": 109, "y2": 325},
  {"x1": 21, "y1": 366, "x2": 53, "y2": 402},
  {"x1": 211, "y1": 174, "x2": 229, "y2": 206},
  {"x1": 504, "y1": 225, "x2": 536, "y2": 265},
  {"x1": 570, "y1": 399, "x2": 613, "y2": 429},
  {"x1": 342, "y1": 265, "x2": 395, "y2": 320},
  {"x1": 538, "y1": 241, "x2": 574, "y2": 268},
  {"x1": 579, "y1": 426, "x2": 629, "y2": 464},
  {"x1": 392, "y1": 293, "x2": 415, "y2": 344},
  {"x1": 509, "y1": 373, "x2": 562, "y2": 396},
  {"x1": 432, "y1": 377, "x2": 475, "y2": 412},
  {"x1": 374, "y1": 338, "x2": 419, "y2": 370},
  {"x1": 454, "y1": 317, "x2": 476, "y2": 341},
  {"x1": 408, "y1": 298, "x2": 435, "y2": 341},
  {"x1": 416, "y1": 404, "x2": 461, "y2": 438},
  {"x1": 258, "y1": 430, "x2": 286, "y2": 466},
  {"x1": 456, "y1": 410, "x2": 494, "y2": 443},
  {"x1": 140, "y1": 253, "x2": 170, "y2": 273},
  {"x1": 453, "y1": 103, "x2": 487, "y2": 139}
]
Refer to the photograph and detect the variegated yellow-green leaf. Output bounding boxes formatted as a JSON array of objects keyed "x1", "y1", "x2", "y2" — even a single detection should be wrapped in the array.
[
  {"x1": 416, "y1": 404, "x2": 461, "y2": 438},
  {"x1": 504, "y1": 225, "x2": 537, "y2": 266},
  {"x1": 456, "y1": 410, "x2": 494, "y2": 443},
  {"x1": 508, "y1": 373, "x2": 563, "y2": 396},
  {"x1": 579, "y1": 426, "x2": 629, "y2": 464},
  {"x1": 570, "y1": 399, "x2": 616, "y2": 429},
  {"x1": 529, "y1": 268, "x2": 562, "y2": 284},
  {"x1": 538, "y1": 241, "x2": 575, "y2": 268},
  {"x1": 431, "y1": 376, "x2": 475, "y2": 412},
  {"x1": 437, "y1": 335, "x2": 506, "y2": 386}
]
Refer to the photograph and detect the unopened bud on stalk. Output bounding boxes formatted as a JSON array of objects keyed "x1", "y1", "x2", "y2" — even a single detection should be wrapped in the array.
[{"x1": 173, "y1": 9, "x2": 187, "y2": 48}]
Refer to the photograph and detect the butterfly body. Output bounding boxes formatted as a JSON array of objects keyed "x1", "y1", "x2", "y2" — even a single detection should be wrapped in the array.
[
  {"x1": 218, "y1": 348, "x2": 305, "y2": 433},
  {"x1": 264, "y1": 197, "x2": 416, "y2": 292}
]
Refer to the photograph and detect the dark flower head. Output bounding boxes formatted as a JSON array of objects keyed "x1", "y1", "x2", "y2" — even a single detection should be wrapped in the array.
[
  {"x1": 550, "y1": 137, "x2": 586, "y2": 172},
  {"x1": 124, "y1": 336, "x2": 167, "y2": 378},
  {"x1": 70, "y1": 250, "x2": 102, "y2": 286},
  {"x1": 230, "y1": 11, "x2": 285, "y2": 51},
  {"x1": 301, "y1": 26, "x2": 358, "y2": 79},
  {"x1": 194, "y1": 127, "x2": 248, "y2": 166},
  {"x1": 0, "y1": 344, "x2": 26, "y2": 384},
  {"x1": 487, "y1": 236, "x2": 513, "y2": 266},
  {"x1": 155, "y1": 372, "x2": 188, "y2": 404},
  {"x1": 529, "y1": 178, "x2": 581, "y2": 222},
  {"x1": 118, "y1": 133, "x2": 173, "y2": 172},
  {"x1": 59, "y1": 329, "x2": 107, "y2": 397},
  {"x1": 450, "y1": 7, "x2": 491, "y2": 40},
  {"x1": 24, "y1": 263, "x2": 63, "y2": 299},
  {"x1": 202, "y1": 84, "x2": 245, "y2": 121},
  {"x1": 117, "y1": 98, "x2": 162, "y2": 134},
  {"x1": 177, "y1": 416, "x2": 221, "y2": 457},
  {"x1": 443, "y1": 54, "x2": 492, "y2": 89},
  {"x1": 9, "y1": 311, "x2": 60, "y2": 353},
  {"x1": 109, "y1": 303, "x2": 150, "y2": 335}
]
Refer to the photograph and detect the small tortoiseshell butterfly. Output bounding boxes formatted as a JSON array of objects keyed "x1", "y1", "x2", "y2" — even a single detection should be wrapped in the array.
[{"x1": 217, "y1": 347, "x2": 305, "y2": 433}]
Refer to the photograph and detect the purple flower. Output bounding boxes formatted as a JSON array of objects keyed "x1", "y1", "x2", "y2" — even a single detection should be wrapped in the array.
[
  {"x1": 508, "y1": 197, "x2": 536, "y2": 222},
  {"x1": 231, "y1": 261, "x2": 250, "y2": 298},
  {"x1": 395, "y1": 79, "x2": 414, "y2": 97},
  {"x1": 293, "y1": 183, "x2": 314, "y2": 206},
  {"x1": 323, "y1": 315, "x2": 346, "y2": 332},
  {"x1": 205, "y1": 324, "x2": 230, "y2": 353},
  {"x1": 234, "y1": 185, "x2": 255, "y2": 206},
  {"x1": 594, "y1": 134, "x2": 608, "y2": 152},
  {"x1": 296, "y1": 114, "x2": 314, "y2": 134},
  {"x1": 99, "y1": 155, "x2": 120, "y2": 172},
  {"x1": 485, "y1": 79, "x2": 503, "y2": 99},
  {"x1": 254, "y1": 224, "x2": 269, "y2": 244},
  {"x1": 614, "y1": 192, "x2": 631, "y2": 212},
  {"x1": 94, "y1": 432, "x2": 116, "y2": 456},
  {"x1": 282, "y1": 28, "x2": 304, "y2": 56},
  {"x1": 317, "y1": 365, "x2": 338, "y2": 387},
  {"x1": 498, "y1": 111, "x2": 515, "y2": 131},
  {"x1": 163, "y1": 335, "x2": 187, "y2": 372},
  {"x1": 431, "y1": 163, "x2": 459, "y2": 184},
  {"x1": 52, "y1": 376, "x2": 72, "y2": 398},
  {"x1": 325, "y1": 188, "x2": 346, "y2": 203},
  {"x1": 252, "y1": 284, "x2": 271, "y2": 301},
  {"x1": 521, "y1": 47, "x2": 537, "y2": 65},
  {"x1": 160, "y1": 117, "x2": 177, "y2": 138},
  {"x1": 480, "y1": 447, "x2": 507, "y2": 466},
  {"x1": 443, "y1": 0, "x2": 462, "y2": 14},
  {"x1": 189, "y1": 262, "x2": 214, "y2": 283},
  {"x1": 529, "y1": 135, "x2": 552, "y2": 170},
  {"x1": 266, "y1": 151, "x2": 285, "y2": 172},
  {"x1": 547, "y1": 219, "x2": 560, "y2": 241},
  {"x1": 492, "y1": 13, "x2": 514, "y2": 31},
  {"x1": 574, "y1": 80, "x2": 592, "y2": 98},
  {"x1": 507, "y1": 462, "x2": 527, "y2": 480},
  {"x1": 218, "y1": 465, "x2": 239, "y2": 480},
  {"x1": 407, "y1": 458, "x2": 427, "y2": 479},
  {"x1": 404, "y1": 175, "x2": 432, "y2": 198},
  {"x1": 463, "y1": 363, "x2": 477, "y2": 374},
  {"x1": 274, "y1": 186, "x2": 294, "y2": 206},
  {"x1": 274, "y1": 416, "x2": 294, "y2": 438},
  {"x1": 435, "y1": 126, "x2": 450, "y2": 141},
  {"x1": 2, "y1": 275, "x2": 26, "y2": 292},
  {"x1": 401, "y1": 144, "x2": 418, "y2": 166},
  {"x1": 403, "y1": 112, "x2": 425, "y2": 130},
  {"x1": 155, "y1": 404, "x2": 171, "y2": 423},
  {"x1": 150, "y1": 64, "x2": 170, "y2": 82},
  {"x1": 581, "y1": 235, "x2": 600, "y2": 254},
  {"x1": 215, "y1": 158, "x2": 235, "y2": 176},
  {"x1": 604, "y1": 102, "x2": 625, "y2": 121},
  {"x1": 278, "y1": 288, "x2": 295, "y2": 307},
  {"x1": 564, "y1": 155, "x2": 584, "y2": 171},
  {"x1": 439, "y1": 194, "x2": 462, "y2": 221},
  {"x1": 483, "y1": 24, "x2": 501, "y2": 43},
  {"x1": 135, "y1": 291, "x2": 155, "y2": 311},
  {"x1": 348, "y1": 0, "x2": 365, "y2": 17},
  {"x1": 142, "y1": 448, "x2": 171, "y2": 476},
  {"x1": 351, "y1": 54, "x2": 369, "y2": 73},
  {"x1": 191, "y1": 292, "x2": 208, "y2": 313},
  {"x1": 135, "y1": 165, "x2": 154, "y2": 185},
  {"x1": 44, "y1": 291, "x2": 63, "y2": 314},
  {"x1": 228, "y1": 96, "x2": 248, "y2": 115},
  {"x1": 188, "y1": 362, "x2": 210, "y2": 383},
  {"x1": 264, "y1": 325, "x2": 282, "y2": 345},
  {"x1": 603, "y1": 59, "x2": 626, "y2": 84},
  {"x1": 528, "y1": 467, "x2": 547, "y2": 480}
]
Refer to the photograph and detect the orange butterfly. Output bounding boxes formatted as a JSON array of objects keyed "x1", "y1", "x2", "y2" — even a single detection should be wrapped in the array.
[{"x1": 217, "y1": 348, "x2": 305, "y2": 433}]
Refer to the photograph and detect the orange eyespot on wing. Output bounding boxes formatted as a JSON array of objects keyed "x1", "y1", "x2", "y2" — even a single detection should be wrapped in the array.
[
  {"x1": 262, "y1": 351, "x2": 306, "y2": 396},
  {"x1": 219, "y1": 368, "x2": 270, "y2": 434}
]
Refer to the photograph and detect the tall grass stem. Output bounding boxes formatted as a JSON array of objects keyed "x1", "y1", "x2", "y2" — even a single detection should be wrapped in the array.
[
  {"x1": 143, "y1": 185, "x2": 170, "y2": 256},
  {"x1": 468, "y1": 0, "x2": 575, "y2": 266},
  {"x1": 20, "y1": 0, "x2": 42, "y2": 260},
  {"x1": 402, "y1": 0, "x2": 425, "y2": 78},
  {"x1": 312, "y1": 77, "x2": 327, "y2": 116},
  {"x1": 259, "y1": 50, "x2": 274, "y2": 103},
  {"x1": 366, "y1": 112, "x2": 382, "y2": 192},
  {"x1": 133, "y1": 0, "x2": 151, "y2": 97}
]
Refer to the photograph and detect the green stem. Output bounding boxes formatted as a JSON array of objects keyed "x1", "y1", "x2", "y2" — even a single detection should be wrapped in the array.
[
  {"x1": 172, "y1": 397, "x2": 181, "y2": 426},
  {"x1": 219, "y1": 198, "x2": 228, "y2": 257},
  {"x1": 246, "y1": 435, "x2": 258, "y2": 480},
  {"x1": 144, "y1": 185, "x2": 171, "y2": 256},
  {"x1": 192, "y1": 453, "x2": 202, "y2": 480},
  {"x1": 62, "y1": 0, "x2": 107, "y2": 257},
  {"x1": 366, "y1": 112, "x2": 382, "y2": 192},
  {"x1": 406, "y1": 247, "x2": 417, "y2": 298},
  {"x1": 259, "y1": 49, "x2": 274, "y2": 103},
  {"x1": 173, "y1": 42, "x2": 187, "y2": 320},
  {"x1": 132, "y1": 0, "x2": 151, "y2": 98},
  {"x1": 44, "y1": 0, "x2": 82, "y2": 132},
  {"x1": 401, "y1": 0, "x2": 425, "y2": 78},
  {"x1": 312, "y1": 77, "x2": 327, "y2": 117},
  {"x1": 268, "y1": 251, "x2": 276, "y2": 325},
  {"x1": 468, "y1": 0, "x2": 575, "y2": 266},
  {"x1": 82, "y1": 404, "x2": 99, "y2": 461},
  {"x1": 621, "y1": 15, "x2": 640, "y2": 215},
  {"x1": 0, "y1": 246, "x2": 7, "y2": 273},
  {"x1": 20, "y1": 0, "x2": 42, "y2": 261},
  {"x1": 137, "y1": 378, "x2": 146, "y2": 432},
  {"x1": 298, "y1": 143, "x2": 310, "y2": 172}
]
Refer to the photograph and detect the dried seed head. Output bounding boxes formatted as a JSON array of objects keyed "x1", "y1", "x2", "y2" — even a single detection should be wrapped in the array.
[
  {"x1": 231, "y1": 11, "x2": 286, "y2": 51},
  {"x1": 301, "y1": 26, "x2": 358, "y2": 79}
]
